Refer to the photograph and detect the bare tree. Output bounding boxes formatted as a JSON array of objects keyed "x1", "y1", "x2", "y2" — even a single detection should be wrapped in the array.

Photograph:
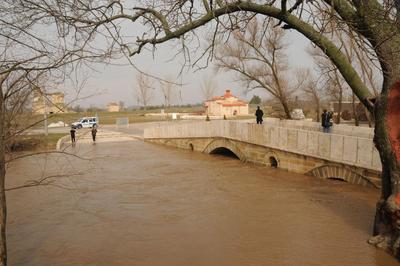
[
  {"x1": 297, "y1": 69, "x2": 323, "y2": 122},
  {"x1": 308, "y1": 46, "x2": 348, "y2": 124},
  {"x1": 0, "y1": 70, "x2": 67, "y2": 266},
  {"x1": 200, "y1": 74, "x2": 218, "y2": 101},
  {"x1": 327, "y1": 71, "x2": 350, "y2": 124},
  {"x1": 308, "y1": 17, "x2": 379, "y2": 125},
  {"x1": 6, "y1": 0, "x2": 400, "y2": 259},
  {"x1": 0, "y1": 2, "x2": 116, "y2": 264},
  {"x1": 135, "y1": 73, "x2": 154, "y2": 109},
  {"x1": 351, "y1": 93, "x2": 359, "y2": 126},
  {"x1": 215, "y1": 19, "x2": 293, "y2": 119},
  {"x1": 335, "y1": 29, "x2": 379, "y2": 127},
  {"x1": 160, "y1": 76, "x2": 176, "y2": 109}
]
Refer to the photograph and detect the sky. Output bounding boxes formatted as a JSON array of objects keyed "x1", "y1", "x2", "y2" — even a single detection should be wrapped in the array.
[{"x1": 59, "y1": 24, "x2": 314, "y2": 108}]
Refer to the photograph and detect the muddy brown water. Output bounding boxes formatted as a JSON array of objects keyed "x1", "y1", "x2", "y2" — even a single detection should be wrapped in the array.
[{"x1": 6, "y1": 139, "x2": 400, "y2": 265}]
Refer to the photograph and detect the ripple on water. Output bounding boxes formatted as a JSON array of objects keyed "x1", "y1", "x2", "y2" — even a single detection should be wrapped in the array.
[{"x1": 6, "y1": 140, "x2": 400, "y2": 266}]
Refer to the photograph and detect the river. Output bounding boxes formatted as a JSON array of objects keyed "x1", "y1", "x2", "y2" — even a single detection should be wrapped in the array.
[{"x1": 6, "y1": 137, "x2": 399, "y2": 265}]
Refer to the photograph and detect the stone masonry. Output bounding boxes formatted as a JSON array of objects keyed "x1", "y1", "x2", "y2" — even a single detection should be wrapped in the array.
[{"x1": 147, "y1": 136, "x2": 380, "y2": 188}]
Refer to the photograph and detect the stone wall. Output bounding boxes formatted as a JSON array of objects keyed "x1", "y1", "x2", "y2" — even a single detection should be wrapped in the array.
[{"x1": 146, "y1": 137, "x2": 380, "y2": 187}]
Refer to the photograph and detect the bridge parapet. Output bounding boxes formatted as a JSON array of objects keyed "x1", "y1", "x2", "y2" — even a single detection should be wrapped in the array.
[
  {"x1": 144, "y1": 120, "x2": 381, "y2": 172},
  {"x1": 260, "y1": 118, "x2": 374, "y2": 139}
]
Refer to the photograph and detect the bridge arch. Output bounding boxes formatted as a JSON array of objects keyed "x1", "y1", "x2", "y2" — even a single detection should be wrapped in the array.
[
  {"x1": 269, "y1": 156, "x2": 278, "y2": 168},
  {"x1": 189, "y1": 143, "x2": 194, "y2": 151},
  {"x1": 210, "y1": 147, "x2": 240, "y2": 159},
  {"x1": 203, "y1": 138, "x2": 246, "y2": 161},
  {"x1": 306, "y1": 164, "x2": 378, "y2": 188},
  {"x1": 264, "y1": 151, "x2": 280, "y2": 168}
]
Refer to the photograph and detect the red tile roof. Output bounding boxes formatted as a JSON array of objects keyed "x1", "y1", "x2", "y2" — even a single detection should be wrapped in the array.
[{"x1": 207, "y1": 90, "x2": 248, "y2": 103}]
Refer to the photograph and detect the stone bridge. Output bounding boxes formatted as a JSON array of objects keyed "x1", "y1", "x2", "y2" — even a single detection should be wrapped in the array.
[{"x1": 144, "y1": 119, "x2": 381, "y2": 188}]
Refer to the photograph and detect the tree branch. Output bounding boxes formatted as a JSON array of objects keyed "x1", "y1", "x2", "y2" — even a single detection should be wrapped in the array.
[{"x1": 129, "y1": 1, "x2": 373, "y2": 111}]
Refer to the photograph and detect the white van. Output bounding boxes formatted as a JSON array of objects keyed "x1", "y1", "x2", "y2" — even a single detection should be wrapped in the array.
[{"x1": 72, "y1": 117, "x2": 98, "y2": 129}]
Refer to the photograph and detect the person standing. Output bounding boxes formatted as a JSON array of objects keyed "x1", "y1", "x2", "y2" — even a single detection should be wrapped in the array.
[
  {"x1": 321, "y1": 109, "x2": 333, "y2": 133},
  {"x1": 91, "y1": 124, "x2": 98, "y2": 142},
  {"x1": 255, "y1": 106, "x2": 264, "y2": 124},
  {"x1": 70, "y1": 126, "x2": 76, "y2": 145}
]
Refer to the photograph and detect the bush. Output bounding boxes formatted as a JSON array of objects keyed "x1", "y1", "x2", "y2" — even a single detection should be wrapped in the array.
[{"x1": 341, "y1": 110, "x2": 352, "y2": 121}]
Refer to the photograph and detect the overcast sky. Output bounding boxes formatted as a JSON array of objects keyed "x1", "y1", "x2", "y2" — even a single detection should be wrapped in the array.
[{"x1": 60, "y1": 27, "x2": 314, "y2": 108}]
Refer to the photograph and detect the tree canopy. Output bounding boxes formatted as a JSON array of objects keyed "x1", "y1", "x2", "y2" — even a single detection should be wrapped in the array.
[{"x1": 249, "y1": 95, "x2": 262, "y2": 105}]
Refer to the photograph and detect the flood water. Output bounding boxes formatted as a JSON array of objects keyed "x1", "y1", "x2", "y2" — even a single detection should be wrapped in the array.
[{"x1": 6, "y1": 138, "x2": 400, "y2": 265}]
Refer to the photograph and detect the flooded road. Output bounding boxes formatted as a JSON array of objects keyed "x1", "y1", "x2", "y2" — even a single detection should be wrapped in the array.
[{"x1": 6, "y1": 138, "x2": 400, "y2": 265}]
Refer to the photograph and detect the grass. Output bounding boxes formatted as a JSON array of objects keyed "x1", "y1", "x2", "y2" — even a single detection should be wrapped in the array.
[
  {"x1": 21, "y1": 107, "x2": 205, "y2": 129},
  {"x1": 16, "y1": 106, "x2": 255, "y2": 133},
  {"x1": 10, "y1": 133, "x2": 66, "y2": 152}
]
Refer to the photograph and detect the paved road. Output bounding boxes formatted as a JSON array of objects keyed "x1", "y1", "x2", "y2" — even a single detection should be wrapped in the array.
[{"x1": 27, "y1": 121, "x2": 191, "y2": 137}]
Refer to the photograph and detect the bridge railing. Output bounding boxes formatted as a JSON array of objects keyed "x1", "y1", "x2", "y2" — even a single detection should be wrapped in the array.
[
  {"x1": 261, "y1": 118, "x2": 374, "y2": 139},
  {"x1": 144, "y1": 120, "x2": 381, "y2": 171}
]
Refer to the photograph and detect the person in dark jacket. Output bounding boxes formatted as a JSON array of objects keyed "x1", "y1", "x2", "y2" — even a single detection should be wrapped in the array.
[
  {"x1": 70, "y1": 126, "x2": 76, "y2": 145},
  {"x1": 321, "y1": 109, "x2": 333, "y2": 133},
  {"x1": 91, "y1": 124, "x2": 97, "y2": 142},
  {"x1": 255, "y1": 106, "x2": 264, "y2": 124}
]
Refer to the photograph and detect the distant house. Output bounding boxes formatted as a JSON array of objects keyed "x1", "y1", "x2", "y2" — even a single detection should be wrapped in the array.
[
  {"x1": 107, "y1": 102, "x2": 120, "y2": 112},
  {"x1": 204, "y1": 90, "x2": 249, "y2": 116},
  {"x1": 329, "y1": 101, "x2": 360, "y2": 113},
  {"x1": 32, "y1": 91, "x2": 66, "y2": 114}
]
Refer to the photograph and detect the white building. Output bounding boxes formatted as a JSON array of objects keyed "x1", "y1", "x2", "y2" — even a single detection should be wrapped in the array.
[
  {"x1": 107, "y1": 102, "x2": 120, "y2": 112},
  {"x1": 204, "y1": 90, "x2": 249, "y2": 116},
  {"x1": 32, "y1": 91, "x2": 66, "y2": 114}
]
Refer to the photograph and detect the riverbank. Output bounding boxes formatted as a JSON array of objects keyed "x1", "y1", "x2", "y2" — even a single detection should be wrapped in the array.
[{"x1": 10, "y1": 133, "x2": 66, "y2": 152}]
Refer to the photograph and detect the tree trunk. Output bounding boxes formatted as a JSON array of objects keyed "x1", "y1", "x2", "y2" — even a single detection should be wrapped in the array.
[
  {"x1": 0, "y1": 92, "x2": 7, "y2": 266},
  {"x1": 0, "y1": 152, "x2": 6, "y2": 266},
  {"x1": 369, "y1": 80, "x2": 400, "y2": 258},
  {"x1": 352, "y1": 93, "x2": 359, "y2": 126},
  {"x1": 281, "y1": 99, "x2": 291, "y2": 119},
  {"x1": 316, "y1": 99, "x2": 320, "y2": 122},
  {"x1": 365, "y1": 106, "x2": 373, "y2": 128},
  {"x1": 336, "y1": 88, "x2": 342, "y2": 124}
]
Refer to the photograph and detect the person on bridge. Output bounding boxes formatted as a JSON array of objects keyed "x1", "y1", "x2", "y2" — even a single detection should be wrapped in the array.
[
  {"x1": 91, "y1": 124, "x2": 97, "y2": 142},
  {"x1": 70, "y1": 126, "x2": 76, "y2": 145},
  {"x1": 321, "y1": 109, "x2": 333, "y2": 133},
  {"x1": 255, "y1": 106, "x2": 264, "y2": 124}
]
